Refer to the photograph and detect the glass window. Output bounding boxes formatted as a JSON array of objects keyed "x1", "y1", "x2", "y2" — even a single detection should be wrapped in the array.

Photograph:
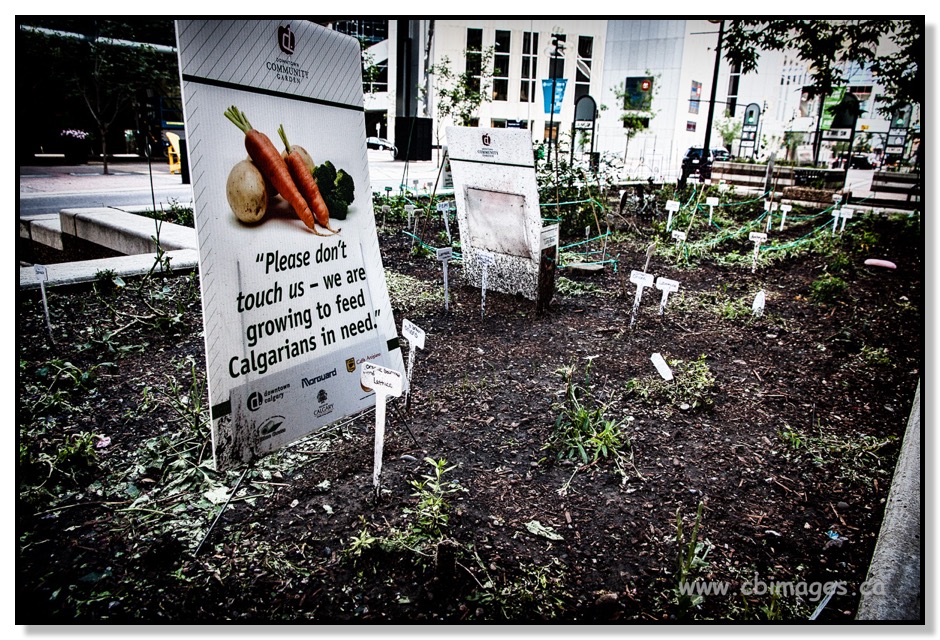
[
  {"x1": 520, "y1": 31, "x2": 538, "y2": 103},
  {"x1": 493, "y1": 29, "x2": 510, "y2": 101}
]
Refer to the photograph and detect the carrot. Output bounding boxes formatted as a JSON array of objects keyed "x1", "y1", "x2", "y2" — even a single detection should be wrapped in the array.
[
  {"x1": 224, "y1": 106, "x2": 325, "y2": 236},
  {"x1": 277, "y1": 125, "x2": 339, "y2": 234}
]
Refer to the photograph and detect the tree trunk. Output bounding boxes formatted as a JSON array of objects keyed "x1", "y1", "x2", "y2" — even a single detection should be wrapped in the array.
[{"x1": 100, "y1": 127, "x2": 109, "y2": 175}]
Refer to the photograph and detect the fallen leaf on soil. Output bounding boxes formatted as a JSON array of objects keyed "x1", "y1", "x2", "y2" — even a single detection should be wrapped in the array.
[{"x1": 525, "y1": 520, "x2": 563, "y2": 540}]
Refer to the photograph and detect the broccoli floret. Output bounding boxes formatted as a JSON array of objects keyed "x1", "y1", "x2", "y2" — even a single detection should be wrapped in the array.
[
  {"x1": 334, "y1": 169, "x2": 355, "y2": 204},
  {"x1": 324, "y1": 194, "x2": 349, "y2": 220},
  {"x1": 313, "y1": 161, "x2": 337, "y2": 197}
]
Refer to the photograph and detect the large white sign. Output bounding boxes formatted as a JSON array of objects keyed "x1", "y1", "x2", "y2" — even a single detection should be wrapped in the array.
[
  {"x1": 176, "y1": 20, "x2": 404, "y2": 469},
  {"x1": 446, "y1": 127, "x2": 543, "y2": 300}
]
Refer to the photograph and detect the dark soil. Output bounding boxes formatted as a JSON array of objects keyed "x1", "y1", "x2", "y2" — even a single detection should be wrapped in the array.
[{"x1": 16, "y1": 205, "x2": 923, "y2": 623}]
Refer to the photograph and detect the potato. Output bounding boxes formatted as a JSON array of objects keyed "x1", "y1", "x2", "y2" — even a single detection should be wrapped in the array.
[{"x1": 227, "y1": 159, "x2": 268, "y2": 224}]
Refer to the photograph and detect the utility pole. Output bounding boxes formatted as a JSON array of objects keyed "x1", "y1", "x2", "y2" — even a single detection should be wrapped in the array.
[{"x1": 701, "y1": 19, "x2": 724, "y2": 181}]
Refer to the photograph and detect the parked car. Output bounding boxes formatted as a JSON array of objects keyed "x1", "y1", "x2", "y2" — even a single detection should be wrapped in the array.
[
  {"x1": 366, "y1": 137, "x2": 397, "y2": 158},
  {"x1": 681, "y1": 147, "x2": 714, "y2": 176},
  {"x1": 712, "y1": 147, "x2": 732, "y2": 162}
]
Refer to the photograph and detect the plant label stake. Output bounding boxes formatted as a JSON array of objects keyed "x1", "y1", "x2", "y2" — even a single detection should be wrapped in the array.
[
  {"x1": 477, "y1": 251, "x2": 495, "y2": 320},
  {"x1": 705, "y1": 196, "x2": 719, "y2": 226},
  {"x1": 779, "y1": 204, "x2": 792, "y2": 231},
  {"x1": 436, "y1": 200, "x2": 452, "y2": 243},
  {"x1": 34, "y1": 265, "x2": 54, "y2": 344},
  {"x1": 749, "y1": 231, "x2": 767, "y2": 273},
  {"x1": 401, "y1": 318, "x2": 425, "y2": 408},
  {"x1": 765, "y1": 202, "x2": 778, "y2": 233},
  {"x1": 629, "y1": 270, "x2": 655, "y2": 328},
  {"x1": 831, "y1": 208, "x2": 841, "y2": 235},
  {"x1": 381, "y1": 204, "x2": 390, "y2": 231},
  {"x1": 436, "y1": 247, "x2": 453, "y2": 312},
  {"x1": 655, "y1": 277, "x2": 680, "y2": 315},
  {"x1": 718, "y1": 180, "x2": 729, "y2": 194},
  {"x1": 361, "y1": 362, "x2": 403, "y2": 495},
  {"x1": 665, "y1": 200, "x2": 680, "y2": 232},
  {"x1": 651, "y1": 352, "x2": 673, "y2": 381},
  {"x1": 752, "y1": 290, "x2": 766, "y2": 317},
  {"x1": 404, "y1": 204, "x2": 415, "y2": 226},
  {"x1": 671, "y1": 229, "x2": 686, "y2": 250},
  {"x1": 644, "y1": 243, "x2": 656, "y2": 273},
  {"x1": 839, "y1": 207, "x2": 853, "y2": 233}
]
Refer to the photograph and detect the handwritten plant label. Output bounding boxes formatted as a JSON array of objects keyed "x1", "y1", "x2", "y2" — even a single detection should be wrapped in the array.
[
  {"x1": 752, "y1": 290, "x2": 766, "y2": 317},
  {"x1": 671, "y1": 229, "x2": 687, "y2": 248},
  {"x1": 651, "y1": 352, "x2": 674, "y2": 381},
  {"x1": 436, "y1": 247, "x2": 453, "y2": 312},
  {"x1": 831, "y1": 209, "x2": 842, "y2": 235},
  {"x1": 749, "y1": 231, "x2": 767, "y2": 273},
  {"x1": 401, "y1": 318, "x2": 424, "y2": 406},
  {"x1": 665, "y1": 200, "x2": 680, "y2": 231},
  {"x1": 381, "y1": 204, "x2": 391, "y2": 229},
  {"x1": 477, "y1": 251, "x2": 495, "y2": 319},
  {"x1": 629, "y1": 270, "x2": 655, "y2": 327},
  {"x1": 779, "y1": 204, "x2": 792, "y2": 231},
  {"x1": 765, "y1": 201, "x2": 778, "y2": 233},
  {"x1": 655, "y1": 277, "x2": 680, "y2": 315},
  {"x1": 404, "y1": 204, "x2": 415, "y2": 226},
  {"x1": 437, "y1": 201, "x2": 453, "y2": 243},
  {"x1": 839, "y1": 207, "x2": 854, "y2": 232},
  {"x1": 705, "y1": 196, "x2": 719, "y2": 225},
  {"x1": 360, "y1": 362, "x2": 403, "y2": 493}
]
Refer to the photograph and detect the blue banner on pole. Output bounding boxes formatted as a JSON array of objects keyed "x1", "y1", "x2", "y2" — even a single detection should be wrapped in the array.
[{"x1": 542, "y1": 79, "x2": 567, "y2": 115}]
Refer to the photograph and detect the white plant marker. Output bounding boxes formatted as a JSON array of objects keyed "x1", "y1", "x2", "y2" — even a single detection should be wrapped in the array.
[
  {"x1": 436, "y1": 200, "x2": 452, "y2": 243},
  {"x1": 401, "y1": 318, "x2": 425, "y2": 405},
  {"x1": 779, "y1": 204, "x2": 792, "y2": 231},
  {"x1": 655, "y1": 277, "x2": 680, "y2": 315},
  {"x1": 651, "y1": 352, "x2": 674, "y2": 381},
  {"x1": 706, "y1": 196, "x2": 719, "y2": 226},
  {"x1": 749, "y1": 231, "x2": 767, "y2": 273},
  {"x1": 381, "y1": 204, "x2": 390, "y2": 230},
  {"x1": 436, "y1": 246, "x2": 453, "y2": 312},
  {"x1": 361, "y1": 362, "x2": 403, "y2": 494},
  {"x1": 477, "y1": 251, "x2": 495, "y2": 319},
  {"x1": 665, "y1": 199, "x2": 680, "y2": 231},
  {"x1": 671, "y1": 229, "x2": 687, "y2": 249},
  {"x1": 831, "y1": 208, "x2": 841, "y2": 235},
  {"x1": 34, "y1": 265, "x2": 54, "y2": 343},
  {"x1": 839, "y1": 206, "x2": 854, "y2": 233},
  {"x1": 404, "y1": 204, "x2": 415, "y2": 227},
  {"x1": 629, "y1": 269, "x2": 655, "y2": 328},
  {"x1": 644, "y1": 243, "x2": 656, "y2": 273},
  {"x1": 752, "y1": 290, "x2": 766, "y2": 317},
  {"x1": 765, "y1": 201, "x2": 778, "y2": 233},
  {"x1": 718, "y1": 180, "x2": 729, "y2": 194}
]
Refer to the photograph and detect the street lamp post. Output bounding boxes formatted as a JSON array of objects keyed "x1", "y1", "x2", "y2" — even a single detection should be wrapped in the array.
[
  {"x1": 547, "y1": 34, "x2": 565, "y2": 164},
  {"x1": 701, "y1": 19, "x2": 725, "y2": 181}
]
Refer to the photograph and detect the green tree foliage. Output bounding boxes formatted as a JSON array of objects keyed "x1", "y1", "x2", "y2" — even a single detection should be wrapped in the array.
[{"x1": 425, "y1": 47, "x2": 496, "y2": 128}]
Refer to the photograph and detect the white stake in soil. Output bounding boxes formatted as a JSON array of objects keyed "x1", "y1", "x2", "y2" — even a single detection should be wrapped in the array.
[
  {"x1": 437, "y1": 201, "x2": 452, "y2": 243},
  {"x1": 401, "y1": 318, "x2": 425, "y2": 406},
  {"x1": 765, "y1": 201, "x2": 778, "y2": 233},
  {"x1": 839, "y1": 206, "x2": 853, "y2": 233},
  {"x1": 655, "y1": 277, "x2": 680, "y2": 315},
  {"x1": 644, "y1": 243, "x2": 656, "y2": 273},
  {"x1": 779, "y1": 204, "x2": 792, "y2": 231},
  {"x1": 752, "y1": 290, "x2": 766, "y2": 317},
  {"x1": 651, "y1": 352, "x2": 673, "y2": 381},
  {"x1": 665, "y1": 200, "x2": 680, "y2": 232},
  {"x1": 35, "y1": 265, "x2": 54, "y2": 343},
  {"x1": 361, "y1": 362, "x2": 403, "y2": 494},
  {"x1": 671, "y1": 229, "x2": 687, "y2": 249},
  {"x1": 629, "y1": 270, "x2": 655, "y2": 328},
  {"x1": 749, "y1": 231, "x2": 767, "y2": 273},
  {"x1": 831, "y1": 208, "x2": 841, "y2": 235},
  {"x1": 436, "y1": 246, "x2": 453, "y2": 312},
  {"x1": 706, "y1": 196, "x2": 719, "y2": 226}
]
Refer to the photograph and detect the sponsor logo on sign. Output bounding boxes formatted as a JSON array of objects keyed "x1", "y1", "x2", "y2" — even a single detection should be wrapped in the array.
[
  {"x1": 346, "y1": 358, "x2": 356, "y2": 373},
  {"x1": 258, "y1": 415, "x2": 287, "y2": 442},
  {"x1": 247, "y1": 392, "x2": 263, "y2": 412},
  {"x1": 482, "y1": 133, "x2": 491, "y2": 146},
  {"x1": 301, "y1": 368, "x2": 337, "y2": 388},
  {"x1": 314, "y1": 389, "x2": 334, "y2": 418}
]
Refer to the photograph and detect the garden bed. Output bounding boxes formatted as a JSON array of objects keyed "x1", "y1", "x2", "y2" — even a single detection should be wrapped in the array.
[{"x1": 16, "y1": 191, "x2": 923, "y2": 622}]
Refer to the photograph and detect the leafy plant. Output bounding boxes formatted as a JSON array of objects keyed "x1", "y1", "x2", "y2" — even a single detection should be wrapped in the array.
[
  {"x1": 468, "y1": 552, "x2": 568, "y2": 620},
  {"x1": 809, "y1": 274, "x2": 848, "y2": 304},
  {"x1": 672, "y1": 500, "x2": 711, "y2": 614},
  {"x1": 404, "y1": 457, "x2": 465, "y2": 540},
  {"x1": 628, "y1": 354, "x2": 716, "y2": 411},
  {"x1": 546, "y1": 361, "x2": 638, "y2": 488}
]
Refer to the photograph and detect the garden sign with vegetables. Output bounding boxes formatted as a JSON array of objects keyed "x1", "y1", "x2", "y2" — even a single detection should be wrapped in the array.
[{"x1": 176, "y1": 19, "x2": 404, "y2": 470}]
